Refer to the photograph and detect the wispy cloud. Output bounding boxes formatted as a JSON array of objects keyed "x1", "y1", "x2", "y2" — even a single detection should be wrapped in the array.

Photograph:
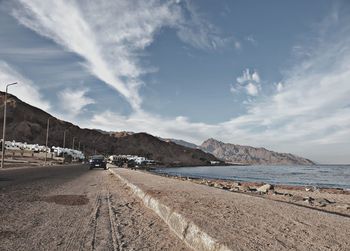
[
  {"x1": 0, "y1": 60, "x2": 50, "y2": 110},
  {"x1": 231, "y1": 69, "x2": 261, "y2": 97},
  {"x1": 245, "y1": 35, "x2": 257, "y2": 46},
  {"x1": 87, "y1": 6, "x2": 350, "y2": 163},
  {"x1": 175, "y1": 0, "x2": 230, "y2": 50},
  {"x1": 11, "y1": 0, "x2": 184, "y2": 110},
  {"x1": 0, "y1": 46, "x2": 67, "y2": 61},
  {"x1": 58, "y1": 88, "x2": 95, "y2": 117},
  {"x1": 11, "y1": 0, "x2": 229, "y2": 111},
  {"x1": 6, "y1": 1, "x2": 350, "y2": 163}
]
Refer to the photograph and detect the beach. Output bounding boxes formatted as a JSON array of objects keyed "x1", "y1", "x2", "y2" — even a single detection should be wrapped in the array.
[{"x1": 111, "y1": 167, "x2": 350, "y2": 250}]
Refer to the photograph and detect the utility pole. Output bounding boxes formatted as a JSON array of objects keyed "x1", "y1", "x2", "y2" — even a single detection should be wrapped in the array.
[
  {"x1": 1, "y1": 82, "x2": 18, "y2": 169},
  {"x1": 72, "y1": 137, "x2": 76, "y2": 150},
  {"x1": 63, "y1": 129, "x2": 66, "y2": 148},
  {"x1": 44, "y1": 117, "x2": 51, "y2": 165},
  {"x1": 78, "y1": 141, "x2": 80, "y2": 150}
]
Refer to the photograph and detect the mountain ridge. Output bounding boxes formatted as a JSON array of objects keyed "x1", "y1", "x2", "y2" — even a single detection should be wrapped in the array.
[
  {"x1": 0, "y1": 92, "x2": 217, "y2": 166},
  {"x1": 200, "y1": 138, "x2": 314, "y2": 165}
]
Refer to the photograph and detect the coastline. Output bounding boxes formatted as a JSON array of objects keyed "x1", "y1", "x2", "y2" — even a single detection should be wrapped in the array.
[
  {"x1": 111, "y1": 167, "x2": 350, "y2": 250},
  {"x1": 146, "y1": 169, "x2": 350, "y2": 216}
]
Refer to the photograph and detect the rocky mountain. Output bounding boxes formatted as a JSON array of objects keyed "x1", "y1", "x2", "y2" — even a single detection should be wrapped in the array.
[
  {"x1": 0, "y1": 92, "x2": 217, "y2": 166},
  {"x1": 161, "y1": 138, "x2": 199, "y2": 149},
  {"x1": 110, "y1": 131, "x2": 134, "y2": 138},
  {"x1": 201, "y1": 138, "x2": 314, "y2": 165}
]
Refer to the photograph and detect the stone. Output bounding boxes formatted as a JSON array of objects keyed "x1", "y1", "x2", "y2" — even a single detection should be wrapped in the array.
[
  {"x1": 291, "y1": 195, "x2": 304, "y2": 202},
  {"x1": 237, "y1": 186, "x2": 250, "y2": 192},
  {"x1": 273, "y1": 191, "x2": 293, "y2": 197},
  {"x1": 303, "y1": 196, "x2": 315, "y2": 204},
  {"x1": 315, "y1": 198, "x2": 333, "y2": 207},
  {"x1": 257, "y1": 184, "x2": 274, "y2": 193},
  {"x1": 229, "y1": 187, "x2": 239, "y2": 192},
  {"x1": 213, "y1": 183, "x2": 224, "y2": 189}
]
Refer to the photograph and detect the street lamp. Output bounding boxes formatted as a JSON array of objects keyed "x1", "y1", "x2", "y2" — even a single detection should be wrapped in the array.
[
  {"x1": 1, "y1": 82, "x2": 18, "y2": 169},
  {"x1": 63, "y1": 129, "x2": 66, "y2": 148},
  {"x1": 72, "y1": 137, "x2": 76, "y2": 150},
  {"x1": 44, "y1": 117, "x2": 51, "y2": 165}
]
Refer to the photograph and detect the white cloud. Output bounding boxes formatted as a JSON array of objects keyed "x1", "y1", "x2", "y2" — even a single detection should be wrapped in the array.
[
  {"x1": 6, "y1": 2, "x2": 350, "y2": 163},
  {"x1": 89, "y1": 109, "x2": 218, "y2": 144},
  {"x1": 0, "y1": 61, "x2": 50, "y2": 111},
  {"x1": 276, "y1": 82, "x2": 283, "y2": 92},
  {"x1": 251, "y1": 71, "x2": 260, "y2": 83},
  {"x1": 58, "y1": 88, "x2": 95, "y2": 117},
  {"x1": 12, "y1": 0, "x2": 183, "y2": 110},
  {"x1": 86, "y1": 8, "x2": 350, "y2": 164},
  {"x1": 229, "y1": 84, "x2": 238, "y2": 94},
  {"x1": 245, "y1": 83, "x2": 259, "y2": 96},
  {"x1": 175, "y1": 0, "x2": 230, "y2": 50},
  {"x1": 236, "y1": 68, "x2": 260, "y2": 84},
  {"x1": 232, "y1": 68, "x2": 261, "y2": 97},
  {"x1": 234, "y1": 41, "x2": 241, "y2": 50},
  {"x1": 245, "y1": 35, "x2": 257, "y2": 46},
  {"x1": 11, "y1": 0, "x2": 229, "y2": 111}
]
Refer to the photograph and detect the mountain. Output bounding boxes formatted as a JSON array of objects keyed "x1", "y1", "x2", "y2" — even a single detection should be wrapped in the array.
[
  {"x1": 201, "y1": 138, "x2": 314, "y2": 165},
  {"x1": 0, "y1": 92, "x2": 217, "y2": 166},
  {"x1": 110, "y1": 131, "x2": 134, "y2": 138},
  {"x1": 160, "y1": 138, "x2": 199, "y2": 149}
]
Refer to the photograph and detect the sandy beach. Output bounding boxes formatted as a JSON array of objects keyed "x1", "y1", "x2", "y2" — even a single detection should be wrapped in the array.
[
  {"x1": 112, "y1": 167, "x2": 350, "y2": 250},
  {"x1": 156, "y1": 173, "x2": 350, "y2": 217}
]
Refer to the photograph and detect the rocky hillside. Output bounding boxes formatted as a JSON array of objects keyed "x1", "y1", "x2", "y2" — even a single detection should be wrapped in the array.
[
  {"x1": 0, "y1": 92, "x2": 217, "y2": 166},
  {"x1": 201, "y1": 138, "x2": 314, "y2": 165},
  {"x1": 161, "y1": 138, "x2": 198, "y2": 149}
]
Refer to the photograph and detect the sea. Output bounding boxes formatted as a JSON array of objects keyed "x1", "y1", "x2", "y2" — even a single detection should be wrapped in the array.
[{"x1": 153, "y1": 165, "x2": 350, "y2": 190}]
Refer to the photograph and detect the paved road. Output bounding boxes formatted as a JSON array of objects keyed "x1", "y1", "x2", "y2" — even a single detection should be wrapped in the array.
[{"x1": 0, "y1": 165, "x2": 189, "y2": 251}]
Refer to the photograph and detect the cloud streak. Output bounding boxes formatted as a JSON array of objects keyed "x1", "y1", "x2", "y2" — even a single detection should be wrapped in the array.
[
  {"x1": 12, "y1": 0, "x2": 184, "y2": 110},
  {"x1": 88, "y1": 7, "x2": 350, "y2": 163},
  {"x1": 6, "y1": 1, "x2": 350, "y2": 163},
  {"x1": 12, "y1": 0, "x2": 228, "y2": 110},
  {"x1": 58, "y1": 88, "x2": 95, "y2": 117},
  {"x1": 0, "y1": 60, "x2": 50, "y2": 110}
]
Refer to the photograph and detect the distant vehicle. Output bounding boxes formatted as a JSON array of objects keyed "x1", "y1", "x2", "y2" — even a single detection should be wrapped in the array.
[{"x1": 89, "y1": 155, "x2": 108, "y2": 170}]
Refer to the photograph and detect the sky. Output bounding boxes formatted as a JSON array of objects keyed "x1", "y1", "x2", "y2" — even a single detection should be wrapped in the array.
[{"x1": 0, "y1": 0, "x2": 350, "y2": 164}]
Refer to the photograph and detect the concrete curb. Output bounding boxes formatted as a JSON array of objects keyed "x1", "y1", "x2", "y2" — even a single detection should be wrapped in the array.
[{"x1": 109, "y1": 168, "x2": 232, "y2": 251}]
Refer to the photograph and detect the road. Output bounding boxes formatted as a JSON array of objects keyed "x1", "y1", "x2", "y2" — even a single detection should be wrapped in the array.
[{"x1": 0, "y1": 164, "x2": 189, "y2": 251}]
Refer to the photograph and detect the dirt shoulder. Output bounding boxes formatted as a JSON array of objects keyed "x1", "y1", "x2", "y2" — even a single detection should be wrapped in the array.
[{"x1": 0, "y1": 165, "x2": 189, "y2": 250}]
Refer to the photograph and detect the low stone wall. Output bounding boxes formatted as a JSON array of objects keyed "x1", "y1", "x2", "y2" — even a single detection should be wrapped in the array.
[{"x1": 3, "y1": 149, "x2": 54, "y2": 159}]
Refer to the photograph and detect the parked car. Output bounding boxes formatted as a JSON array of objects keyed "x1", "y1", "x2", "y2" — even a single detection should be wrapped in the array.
[{"x1": 89, "y1": 155, "x2": 108, "y2": 170}]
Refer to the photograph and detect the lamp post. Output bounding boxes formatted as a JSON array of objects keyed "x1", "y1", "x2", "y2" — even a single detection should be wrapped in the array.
[
  {"x1": 1, "y1": 82, "x2": 18, "y2": 169},
  {"x1": 62, "y1": 129, "x2": 67, "y2": 161},
  {"x1": 72, "y1": 137, "x2": 76, "y2": 150},
  {"x1": 44, "y1": 117, "x2": 51, "y2": 165},
  {"x1": 63, "y1": 129, "x2": 67, "y2": 149},
  {"x1": 62, "y1": 125, "x2": 74, "y2": 161}
]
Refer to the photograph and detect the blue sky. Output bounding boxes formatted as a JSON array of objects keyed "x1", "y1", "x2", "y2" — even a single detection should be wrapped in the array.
[{"x1": 1, "y1": 0, "x2": 350, "y2": 164}]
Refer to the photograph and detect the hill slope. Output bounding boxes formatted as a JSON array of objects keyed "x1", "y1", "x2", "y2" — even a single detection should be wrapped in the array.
[
  {"x1": 201, "y1": 138, "x2": 314, "y2": 165},
  {"x1": 0, "y1": 92, "x2": 217, "y2": 166}
]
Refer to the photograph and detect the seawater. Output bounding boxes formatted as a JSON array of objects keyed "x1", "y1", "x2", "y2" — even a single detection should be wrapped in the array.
[{"x1": 153, "y1": 165, "x2": 350, "y2": 189}]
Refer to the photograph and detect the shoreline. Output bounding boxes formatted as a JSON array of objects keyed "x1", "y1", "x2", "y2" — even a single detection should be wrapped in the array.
[
  {"x1": 137, "y1": 168, "x2": 350, "y2": 216},
  {"x1": 150, "y1": 169, "x2": 350, "y2": 194},
  {"x1": 111, "y1": 167, "x2": 350, "y2": 250},
  {"x1": 148, "y1": 164, "x2": 350, "y2": 191}
]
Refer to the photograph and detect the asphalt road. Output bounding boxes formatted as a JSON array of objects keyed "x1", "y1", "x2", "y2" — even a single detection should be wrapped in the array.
[{"x1": 0, "y1": 164, "x2": 189, "y2": 251}]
